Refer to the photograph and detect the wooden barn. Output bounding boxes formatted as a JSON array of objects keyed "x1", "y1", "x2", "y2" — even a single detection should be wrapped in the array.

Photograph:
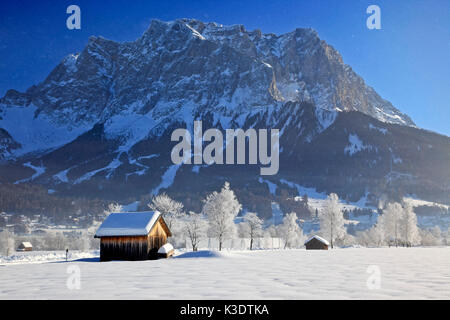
[
  {"x1": 94, "y1": 211, "x2": 172, "y2": 261},
  {"x1": 304, "y1": 235, "x2": 329, "y2": 250},
  {"x1": 17, "y1": 242, "x2": 33, "y2": 251}
]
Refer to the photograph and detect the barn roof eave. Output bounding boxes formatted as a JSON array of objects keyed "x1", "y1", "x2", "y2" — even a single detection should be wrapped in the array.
[
  {"x1": 158, "y1": 216, "x2": 172, "y2": 237},
  {"x1": 304, "y1": 235, "x2": 330, "y2": 246}
]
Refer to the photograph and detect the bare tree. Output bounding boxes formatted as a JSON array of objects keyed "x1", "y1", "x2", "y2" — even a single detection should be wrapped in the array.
[
  {"x1": 104, "y1": 203, "x2": 123, "y2": 216},
  {"x1": 241, "y1": 212, "x2": 263, "y2": 250},
  {"x1": 183, "y1": 211, "x2": 208, "y2": 251},
  {"x1": 148, "y1": 193, "x2": 184, "y2": 231}
]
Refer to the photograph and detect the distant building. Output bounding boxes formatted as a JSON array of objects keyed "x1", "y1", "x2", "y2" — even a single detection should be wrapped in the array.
[
  {"x1": 304, "y1": 235, "x2": 329, "y2": 250},
  {"x1": 94, "y1": 211, "x2": 171, "y2": 261},
  {"x1": 17, "y1": 242, "x2": 33, "y2": 251}
]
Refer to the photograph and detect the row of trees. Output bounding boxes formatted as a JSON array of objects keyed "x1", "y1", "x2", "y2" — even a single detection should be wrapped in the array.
[
  {"x1": 357, "y1": 202, "x2": 421, "y2": 247},
  {"x1": 317, "y1": 193, "x2": 450, "y2": 248},
  {"x1": 0, "y1": 226, "x2": 100, "y2": 256},
  {"x1": 144, "y1": 185, "x2": 450, "y2": 251},
  {"x1": 143, "y1": 182, "x2": 306, "y2": 251},
  {"x1": 2, "y1": 181, "x2": 449, "y2": 255}
]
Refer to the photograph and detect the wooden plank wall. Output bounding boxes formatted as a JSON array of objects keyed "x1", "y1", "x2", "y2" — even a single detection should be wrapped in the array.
[{"x1": 100, "y1": 235, "x2": 149, "y2": 261}]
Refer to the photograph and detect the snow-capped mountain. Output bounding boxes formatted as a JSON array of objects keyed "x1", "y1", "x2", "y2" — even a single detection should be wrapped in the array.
[
  {"x1": 0, "y1": 19, "x2": 448, "y2": 215},
  {"x1": 0, "y1": 18, "x2": 413, "y2": 159}
]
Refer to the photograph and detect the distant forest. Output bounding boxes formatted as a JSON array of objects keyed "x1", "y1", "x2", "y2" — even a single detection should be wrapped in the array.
[{"x1": 0, "y1": 183, "x2": 107, "y2": 220}]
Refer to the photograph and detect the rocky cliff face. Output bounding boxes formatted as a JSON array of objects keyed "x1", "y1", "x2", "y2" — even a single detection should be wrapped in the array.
[
  {"x1": 0, "y1": 18, "x2": 414, "y2": 159},
  {"x1": 185, "y1": 19, "x2": 413, "y2": 124},
  {"x1": 0, "y1": 19, "x2": 448, "y2": 213}
]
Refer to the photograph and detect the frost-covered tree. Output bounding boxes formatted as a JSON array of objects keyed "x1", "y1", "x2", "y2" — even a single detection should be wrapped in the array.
[
  {"x1": 85, "y1": 218, "x2": 102, "y2": 250},
  {"x1": 183, "y1": 211, "x2": 208, "y2": 251},
  {"x1": 39, "y1": 232, "x2": 62, "y2": 250},
  {"x1": 279, "y1": 212, "x2": 303, "y2": 249},
  {"x1": 335, "y1": 233, "x2": 356, "y2": 247},
  {"x1": 356, "y1": 224, "x2": 384, "y2": 247},
  {"x1": 202, "y1": 182, "x2": 242, "y2": 251},
  {"x1": 148, "y1": 193, "x2": 185, "y2": 231},
  {"x1": 265, "y1": 224, "x2": 278, "y2": 249},
  {"x1": 444, "y1": 227, "x2": 450, "y2": 246},
  {"x1": 235, "y1": 222, "x2": 247, "y2": 249},
  {"x1": 420, "y1": 226, "x2": 442, "y2": 246},
  {"x1": 356, "y1": 229, "x2": 372, "y2": 247},
  {"x1": 318, "y1": 193, "x2": 345, "y2": 249},
  {"x1": 400, "y1": 203, "x2": 420, "y2": 247},
  {"x1": 241, "y1": 212, "x2": 263, "y2": 250},
  {"x1": 430, "y1": 226, "x2": 442, "y2": 242},
  {"x1": 379, "y1": 202, "x2": 403, "y2": 247},
  {"x1": 237, "y1": 222, "x2": 247, "y2": 238},
  {"x1": 0, "y1": 230, "x2": 15, "y2": 256},
  {"x1": 367, "y1": 223, "x2": 385, "y2": 247},
  {"x1": 104, "y1": 202, "x2": 123, "y2": 216},
  {"x1": 261, "y1": 228, "x2": 272, "y2": 249}
]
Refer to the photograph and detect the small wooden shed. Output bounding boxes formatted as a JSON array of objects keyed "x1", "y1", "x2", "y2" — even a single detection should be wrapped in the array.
[
  {"x1": 304, "y1": 235, "x2": 329, "y2": 250},
  {"x1": 17, "y1": 242, "x2": 33, "y2": 251},
  {"x1": 158, "y1": 243, "x2": 175, "y2": 258},
  {"x1": 94, "y1": 211, "x2": 172, "y2": 261}
]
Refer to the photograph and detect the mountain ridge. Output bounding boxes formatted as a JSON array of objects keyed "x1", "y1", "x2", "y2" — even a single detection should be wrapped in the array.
[{"x1": 0, "y1": 18, "x2": 448, "y2": 215}]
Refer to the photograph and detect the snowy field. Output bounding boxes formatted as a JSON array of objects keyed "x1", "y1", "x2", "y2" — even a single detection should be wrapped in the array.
[
  {"x1": 0, "y1": 247, "x2": 449, "y2": 299},
  {"x1": 0, "y1": 250, "x2": 99, "y2": 265}
]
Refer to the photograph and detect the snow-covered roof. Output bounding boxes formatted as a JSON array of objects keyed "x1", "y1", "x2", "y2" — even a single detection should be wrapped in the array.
[
  {"x1": 158, "y1": 243, "x2": 174, "y2": 254},
  {"x1": 305, "y1": 235, "x2": 330, "y2": 246},
  {"x1": 20, "y1": 242, "x2": 32, "y2": 248},
  {"x1": 95, "y1": 211, "x2": 161, "y2": 237}
]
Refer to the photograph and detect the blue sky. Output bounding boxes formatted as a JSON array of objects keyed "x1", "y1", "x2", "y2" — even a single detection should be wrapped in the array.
[{"x1": 0, "y1": 0, "x2": 449, "y2": 136}]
